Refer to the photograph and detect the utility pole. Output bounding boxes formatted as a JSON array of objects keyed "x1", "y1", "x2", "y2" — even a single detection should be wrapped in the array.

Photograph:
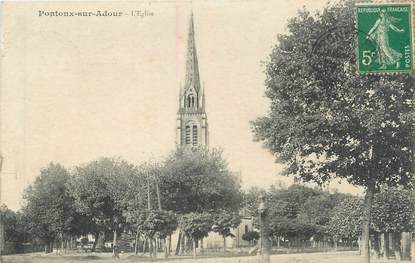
[{"x1": 258, "y1": 195, "x2": 270, "y2": 263}]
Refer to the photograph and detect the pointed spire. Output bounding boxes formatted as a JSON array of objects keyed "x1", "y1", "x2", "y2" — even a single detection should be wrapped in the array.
[{"x1": 184, "y1": 11, "x2": 201, "y2": 92}]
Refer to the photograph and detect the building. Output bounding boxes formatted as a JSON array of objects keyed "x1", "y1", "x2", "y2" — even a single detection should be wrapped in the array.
[
  {"x1": 173, "y1": 12, "x2": 253, "y2": 251},
  {"x1": 176, "y1": 12, "x2": 209, "y2": 147}
]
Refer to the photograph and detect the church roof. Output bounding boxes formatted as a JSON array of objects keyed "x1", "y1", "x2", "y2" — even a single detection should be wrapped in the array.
[{"x1": 184, "y1": 12, "x2": 201, "y2": 92}]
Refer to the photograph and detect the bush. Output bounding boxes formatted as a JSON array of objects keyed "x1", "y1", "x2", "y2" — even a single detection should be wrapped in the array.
[{"x1": 242, "y1": 230, "x2": 259, "y2": 242}]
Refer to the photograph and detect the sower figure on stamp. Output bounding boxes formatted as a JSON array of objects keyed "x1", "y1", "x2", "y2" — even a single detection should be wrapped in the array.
[
  {"x1": 257, "y1": 195, "x2": 270, "y2": 263},
  {"x1": 366, "y1": 9, "x2": 404, "y2": 69}
]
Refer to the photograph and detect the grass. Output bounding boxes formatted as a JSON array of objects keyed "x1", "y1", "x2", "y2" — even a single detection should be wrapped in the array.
[{"x1": 2, "y1": 251, "x2": 409, "y2": 263}]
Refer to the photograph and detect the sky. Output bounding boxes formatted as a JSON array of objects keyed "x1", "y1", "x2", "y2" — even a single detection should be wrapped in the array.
[{"x1": 0, "y1": 0, "x2": 362, "y2": 210}]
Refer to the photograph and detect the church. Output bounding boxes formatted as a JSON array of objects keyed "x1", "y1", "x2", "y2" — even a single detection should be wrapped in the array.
[
  {"x1": 173, "y1": 12, "x2": 253, "y2": 251},
  {"x1": 176, "y1": 12, "x2": 209, "y2": 148}
]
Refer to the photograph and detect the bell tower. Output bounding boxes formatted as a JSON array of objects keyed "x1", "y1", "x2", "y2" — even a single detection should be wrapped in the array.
[{"x1": 176, "y1": 13, "x2": 208, "y2": 147}]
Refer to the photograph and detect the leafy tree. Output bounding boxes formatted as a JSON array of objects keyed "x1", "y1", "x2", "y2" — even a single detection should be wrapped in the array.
[
  {"x1": 159, "y1": 147, "x2": 242, "y2": 214},
  {"x1": 371, "y1": 187, "x2": 414, "y2": 260},
  {"x1": 268, "y1": 185, "x2": 320, "y2": 219},
  {"x1": 212, "y1": 212, "x2": 241, "y2": 251},
  {"x1": 22, "y1": 163, "x2": 73, "y2": 253},
  {"x1": 121, "y1": 164, "x2": 149, "y2": 254},
  {"x1": 252, "y1": 1, "x2": 414, "y2": 261},
  {"x1": 268, "y1": 216, "x2": 316, "y2": 249},
  {"x1": 159, "y1": 147, "x2": 242, "y2": 256},
  {"x1": 327, "y1": 197, "x2": 363, "y2": 244},
  {"x1": 371, "y1": 187, "x2": 414, "y2": 233},
  {"x1": 68, "y1": 157, "x2": 135, "y2": 255},
  {"x1": 125, "y1": 209, "x2": 178, "y2": 257},
  {"x1": 1, "y1": 207, "x2": 25, "y2": 244},
  {"x1": 181, "y1": 212, "x2": 213, "y2": 258},
  {"x1": 242, "y1": 230, "x2": 259, "y2": 244},
  {"x1": 134, "y1": 210, "x2": 178, "y2": 240}
]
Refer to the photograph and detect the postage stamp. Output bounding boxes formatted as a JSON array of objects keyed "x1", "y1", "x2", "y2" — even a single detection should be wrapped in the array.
[{"x1": 356, "y1": 2, "x2": 413, "y2": 74}]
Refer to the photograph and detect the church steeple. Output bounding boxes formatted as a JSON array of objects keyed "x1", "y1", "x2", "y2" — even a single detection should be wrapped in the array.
[
  {"x1": 176, "y1": 12, "x2": 209, "y2": 147},
  {"x1": 184, "y1": 12, "x2": 201, "y2": 93}
]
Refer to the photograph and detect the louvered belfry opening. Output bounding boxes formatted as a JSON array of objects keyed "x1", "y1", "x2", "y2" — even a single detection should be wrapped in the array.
[{"x1": 192, "y1": 125, "x2": 198, "y2": 146}]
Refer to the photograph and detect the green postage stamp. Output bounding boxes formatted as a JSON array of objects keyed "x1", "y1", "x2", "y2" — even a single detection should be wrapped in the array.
[{"x1": 356, "y1": 3, "x2": 413, "y2": 74}]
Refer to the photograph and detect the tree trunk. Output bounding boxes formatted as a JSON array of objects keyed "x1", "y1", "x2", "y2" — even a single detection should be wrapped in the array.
[
  {"x1": 382, "y1": 232, "x2": 390, "y2": 260},
  {"x1": 149, "y1": 237, "x2": 154, "y2": 258},
  {"x1": 168, "y1": 234, "x2": 172, "y2": 256},
  {"x1": 50, "y1": 240, "x2": 54, "y2": 254},
  {"x1": 44, "y1": 242, "x2": 50, "y2": 254},
  {"x1": 401, "y1": 232, "x2": 410, "y2": 260},
  {"x1": 175, "y1": 231, "x2": 182, "y2": 256},
  {"x1": 66, "y1": 237, "x2": 70, "y2": 252},
  {"x1": 142, "y1": 238, "x2": 147, "y2": 254},
  {"x1": 91, "y1": 232, "x2": 99, "y2": 252},
  {"x1": 112, "y1": 229, "x2": 119, "y2": 259},
  {"x1": 361, "y1": 184, "x2": 375, "y2": 263},
  {"x1": 164, "y1": 238, "x2": 168, "y2": 258},
  {"x1": 152, "y1": 238, "x2": 157, "y2": 258},
  {"x1": 411, "y1": 233, "x2": 415, "y2": 263},
  {"x1": 192, "y1": 239, "x2": 197, "y2": 258},
  {"x1": 60, "y1": 234, "x2": 64, "y2": 255},
  {"x1": 180, "y1": 234, "x2": 186, "y2": 255},
  {"x1": 333, "y1": 237, "x2": 338, "y2": 251},
  {"x1": 223, "y1": 235, "x2": 226, "y2": 252},
  {"x1": 98, "y1": 231, "x2": 105, "y2": 250},
  {"x1": 134, "y1": 232, "x2": 139, "y2": 255},
  {"x1": 372, "y1": 233, "x2": 380, "y2": 259},
  {"x1": 186, "y1": 235, "x2": 192, "y2": 254},
  {"x1": 392, "y1": 232, "x2": 402, "y2": 261}
]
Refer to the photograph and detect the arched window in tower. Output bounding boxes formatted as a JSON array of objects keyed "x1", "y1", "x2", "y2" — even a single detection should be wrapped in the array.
[
  {"x1": 187, "y1": 96, "x2": 192, "y2": 108},
  {"x1": 187, "y1": 94, "x2": 196, "y2": 108},
  {"x1": 192, "y1": 125, "x2": 198, "y2": 146},
  {"x1": 185, "y1": 125, "x2": 191, "y2": 145}
]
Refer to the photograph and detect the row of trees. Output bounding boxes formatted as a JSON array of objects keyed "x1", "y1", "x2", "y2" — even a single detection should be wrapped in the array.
[
  {"x1": 243, "y1": 184, "x2": 414, "y2": 259},
  {"x1": 16, "y1": 147, "x2": 242, "y2": 258},
  {"x1": 329, "y1": 187, "x2": 414, "y2": 260},
  {"x1": 5, "y1": 166, "x2": 413, "y2": 259}
]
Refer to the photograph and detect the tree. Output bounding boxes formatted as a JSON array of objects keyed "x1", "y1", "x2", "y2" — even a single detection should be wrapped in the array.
[
  {"x1": 371, "y1": 187, "x2": 414, "y2": 260},
  {"x1": 252, "y1": 1, "x2": 414, "y2": 262},
  {"x1": 181, "y1": 212, "x2": 213, "y2": 258},
  {"x1": 0, "y1": 206, "x2": 32, "y2": 254},
  {"x1": 212, "y1": 212, "x2": 241, "y2": 251},
  {"x1": 327, "y1": 197, "x2": 363, "y2": 245},
  {"x1": 22, "y1": 163, "x2": 73, "y2": 253},
  {"x1": 68, "y1": 157, "x2": 135, "y2": 256},
  {"x1": 159, "y1": 147, "x2": 242, "y2": 256},
  {"x1": 242, "y1": 230, "x2": 259, "y2": 245},
  {"x1": 125, "y1": 208, "x2": 178, "y2": 258},
  {"x1": 160, "y1": 147, "x2": 242, "y2": 214}
]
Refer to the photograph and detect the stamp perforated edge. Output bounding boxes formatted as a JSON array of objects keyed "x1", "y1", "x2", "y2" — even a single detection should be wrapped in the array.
[{"x1": 354, "y1": 0, "x2": 414, "y2": 75}]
